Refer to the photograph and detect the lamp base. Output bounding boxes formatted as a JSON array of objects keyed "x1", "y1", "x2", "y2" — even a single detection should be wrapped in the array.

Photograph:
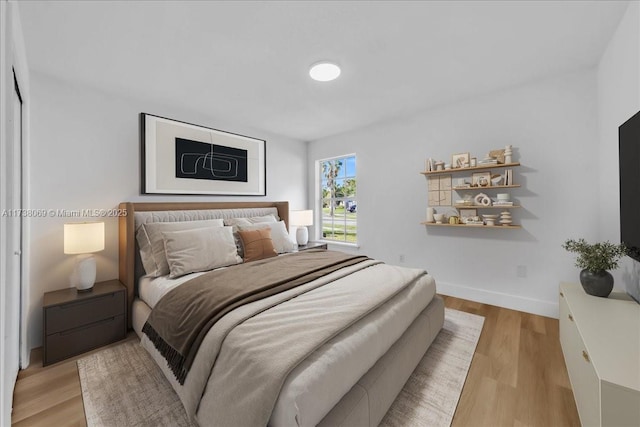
[
  {"x1": 296, "y1": 227, "x2": 309, "y2": 246},
  {"x1": 70, "y1": 254, "x2": 96, "y2": 292}
]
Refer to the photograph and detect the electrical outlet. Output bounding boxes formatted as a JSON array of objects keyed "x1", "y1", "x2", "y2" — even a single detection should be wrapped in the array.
[
  {"x1": 399, "y1": 254, "x2": 405, "y2": 263},
  {"x1": 516, "y1": 265, "x2": 527, "y2": 278}
]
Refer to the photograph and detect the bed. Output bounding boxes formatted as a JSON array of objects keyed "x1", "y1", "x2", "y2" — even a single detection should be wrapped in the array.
[{"x1": 118, "y1": 201, "x2": 444, "y2": 426}]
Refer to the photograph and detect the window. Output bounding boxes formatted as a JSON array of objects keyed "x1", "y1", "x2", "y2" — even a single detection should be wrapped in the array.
[{"x1": 319, "y1": 155, "x2": 356, "y2": 243}]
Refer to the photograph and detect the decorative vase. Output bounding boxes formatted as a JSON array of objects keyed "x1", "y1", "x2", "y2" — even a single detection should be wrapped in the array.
[
  {"x1": 579, "y1": 269, "x2": 614, "y2": 297},
  {"x1": 426, "y1": 208, "x2": 435, "y2": 223}
]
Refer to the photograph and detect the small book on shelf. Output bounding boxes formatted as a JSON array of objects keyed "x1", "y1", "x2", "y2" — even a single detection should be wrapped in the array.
[{"x1": 503, "y1": 169, "x2": 513, "y2": 186}]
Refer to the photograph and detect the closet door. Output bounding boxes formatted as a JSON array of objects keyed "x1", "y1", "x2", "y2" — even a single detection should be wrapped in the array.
[{"x1": 2, "y1": 70, "x2": 23, "y2": 419}]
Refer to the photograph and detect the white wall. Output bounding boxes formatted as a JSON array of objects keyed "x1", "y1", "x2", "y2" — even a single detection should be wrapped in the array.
[
  {"x1": 25, "y1": 71, "x2": 307, "y2": 351},
  {"x1": 597, "y1": 1, "x2": 640, "y2": 301},
  {"x1": 308, "y1": 70, "x2": 600, "y2": 318}
]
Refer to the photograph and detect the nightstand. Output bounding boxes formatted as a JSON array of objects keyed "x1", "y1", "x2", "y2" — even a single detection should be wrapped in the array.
[
  {"x1": 43, "y1": 279, "x2": 126, "y2": 366},
  {"x1": 296, "y1": 241, "x2": 328, "y2": 251}
]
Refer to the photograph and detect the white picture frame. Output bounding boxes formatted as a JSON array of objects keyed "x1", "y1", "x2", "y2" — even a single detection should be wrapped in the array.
[{"x1": 141, "y1": 113, "x2": 266, "y2": 195}]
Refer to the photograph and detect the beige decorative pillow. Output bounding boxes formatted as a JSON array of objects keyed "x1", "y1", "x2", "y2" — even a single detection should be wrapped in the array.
[
  {"x1": 225, "y1": 215, "x2": 277, "y2": 257},
  {"x1": 136, "y1": 218, "x2": 224, "y2": 277},
  {"x1": 237, "y1": 228, "x2": 278, "y2": 263},
  {"x1": 161, "y1": 226, "x2": 241, "y2": 279},
  {"x1": 237, "y1": 221, "x2": 295, "y2": 254}
]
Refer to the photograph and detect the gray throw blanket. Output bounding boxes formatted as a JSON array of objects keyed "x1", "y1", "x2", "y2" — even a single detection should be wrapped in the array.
[{"x1": 142, "y1": 250, "x2": 369, "y2": 384}]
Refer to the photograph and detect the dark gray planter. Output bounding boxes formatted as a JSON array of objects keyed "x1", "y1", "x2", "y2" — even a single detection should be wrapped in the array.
[{"x1": 579, "y1": 269, "x2": 614, "y2": 297}]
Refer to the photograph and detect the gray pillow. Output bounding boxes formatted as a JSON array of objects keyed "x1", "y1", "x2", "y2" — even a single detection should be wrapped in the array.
[
  {"x1": 162, "y1": 226, "x2": 241, "y2": 279},
  {"x1": 136, "y1": 218, "x2": 224, "y2": 277}
]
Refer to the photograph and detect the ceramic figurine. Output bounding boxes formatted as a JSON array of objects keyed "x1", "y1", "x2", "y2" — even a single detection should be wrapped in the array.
[{"x1": 505, "y1": 145, "x2": 513, "y2": 164}]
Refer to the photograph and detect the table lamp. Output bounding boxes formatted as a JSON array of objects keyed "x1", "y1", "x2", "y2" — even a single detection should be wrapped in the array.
[
  {"x1": 290, "y1": 210, "x2": 313, "y2": 246},
  {"x1": 64, "y1": 222, "x2": 105, "y2": 292}
]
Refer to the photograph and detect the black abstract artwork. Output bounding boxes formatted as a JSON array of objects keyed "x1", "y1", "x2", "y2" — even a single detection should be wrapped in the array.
[{"x1": 175, "y1": 138, "x2": 248, "y2": 182}]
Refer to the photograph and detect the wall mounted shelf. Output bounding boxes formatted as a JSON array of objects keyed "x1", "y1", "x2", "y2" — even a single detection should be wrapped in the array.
[
  {"x1": 422, "y1": 158, "x2": 522, "y2": 229},
  {"x1": 420, "y1": 162, "x2": 520, "y2": 176},
  {"x1": 421, "y1": 222, "x2": 522, "y2": 229},
  {"x1": 452, "y1": 184, "x2": 520, "y2": 191},
  {"x1": 453, "y1": 205, "x2": 521, "y2": 209}
]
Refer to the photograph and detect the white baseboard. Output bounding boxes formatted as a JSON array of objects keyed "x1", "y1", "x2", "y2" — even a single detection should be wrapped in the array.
[{"x1": 437, "y1": 281, "x2": 559, "y2": 319}]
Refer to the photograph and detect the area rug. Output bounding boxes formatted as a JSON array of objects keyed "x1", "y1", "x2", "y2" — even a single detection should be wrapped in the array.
[
  {"x1": 379, "y1": 308, "x2": 484, "y2": 426},
  {"x1": 78, "y1": 308, "x2": 483, "y2": 427}
]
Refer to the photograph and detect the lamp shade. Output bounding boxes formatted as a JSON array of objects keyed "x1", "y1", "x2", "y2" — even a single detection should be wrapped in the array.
[
  {"x1": 64, "y1": 222, "x2": 105, "y2": 254},
  {"x1": 290, "y1": 210, "x2": 313, "y2": 227}
]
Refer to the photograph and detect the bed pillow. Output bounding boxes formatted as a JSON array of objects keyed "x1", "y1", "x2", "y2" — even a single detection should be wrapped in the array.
[
  {"x1": 237, "y1": 221, "x2": 295, "y2": 254},
  {"x1": 237, "y1": 228, "x2": 278, "y2": 263},
  {"x1": 162, "y1": 226, "x2": 241, "y2": 279},
  {"x1": 136, "y1": 218, "x2": 224, "y2": 277},
  {"x1": 225, "y1": 215, "x2": 277, "y2": 257},
  {"x1": 223, "y1": 214, "x2": 277, "y2": 228}
]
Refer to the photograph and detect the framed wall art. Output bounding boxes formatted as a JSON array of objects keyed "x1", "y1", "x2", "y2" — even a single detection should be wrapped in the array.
[
  {"x1": 471, "y1": 171, "x2": 491, "y2": 187},
  {"x1": 459, "y1": 208, "x2": 477, "y2": 222},
  {"x1": 451, "y1": 152, "x2": 470, "y2": 169},
  {"x1": 141, "y1": 113, "x2": 266, "y2": 195},
  {"x1": 427, "y1": 174, "x2": 452, "y2": 206}
]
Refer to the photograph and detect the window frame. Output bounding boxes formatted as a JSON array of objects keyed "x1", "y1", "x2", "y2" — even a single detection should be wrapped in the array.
[{"x1": 316, "y1": 154, "x2": 357, "y2": 246}]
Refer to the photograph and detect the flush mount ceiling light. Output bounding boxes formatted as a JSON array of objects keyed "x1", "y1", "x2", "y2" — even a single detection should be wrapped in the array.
[{"x1": 309, "y1": 62, "x2": 341, "y2": 82}]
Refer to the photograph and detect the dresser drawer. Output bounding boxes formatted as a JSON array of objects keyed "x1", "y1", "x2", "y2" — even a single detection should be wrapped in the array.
[
  {"x1": 44, "y1": 314, "x2": 125, "y2": 365},
  {"x1": 45, "y1": 290, "x2": 125, "y2": 334},
  {"x1": 559, "y1": 293, "x2": 600, "y2": 426}
]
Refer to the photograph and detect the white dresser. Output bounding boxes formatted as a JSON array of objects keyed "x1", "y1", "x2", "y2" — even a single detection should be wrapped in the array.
[{"x1": 559, "y1": 282, "x2": 640, "y2": 427}]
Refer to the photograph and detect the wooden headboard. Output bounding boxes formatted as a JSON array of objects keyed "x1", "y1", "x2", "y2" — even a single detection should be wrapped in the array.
[{"x1": 118, "y1": 201, "x2": 289, "y2": 328}]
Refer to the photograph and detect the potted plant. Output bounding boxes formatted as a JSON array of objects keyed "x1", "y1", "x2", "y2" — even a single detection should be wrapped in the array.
[{"x1": 562, "y1": 238, "x2": 628, "y2": 297}]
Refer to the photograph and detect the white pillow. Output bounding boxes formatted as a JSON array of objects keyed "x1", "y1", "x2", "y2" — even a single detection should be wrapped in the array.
[
  {"x1": 162, "y1": 226, "x2": 241, "y2": 279},
  {"x1": 237, "y1": 221, "x2": 295, "y2": 254},
  {"x1": 136, "y1": 218, "x2": 224, "y2": 277}
]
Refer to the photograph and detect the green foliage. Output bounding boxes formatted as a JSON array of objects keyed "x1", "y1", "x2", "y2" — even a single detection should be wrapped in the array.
[
  {"x1": 339, "y1": 178, "x2": 356, "y2": 197},
  {"x1": 322, "y1": 160, "x2": 357, "y2": 213},
  {"x1": 321, "y1": 157, "x2": 357, "y2": 242},
  {"x1": 322, "y1": 160, "x2": 343, "y2": 216},
  {"x1": 562, "y1": 238, "x2": 628, "y2": 272}
]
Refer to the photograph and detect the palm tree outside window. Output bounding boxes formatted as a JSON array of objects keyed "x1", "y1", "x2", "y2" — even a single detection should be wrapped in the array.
[{"x1": 319, "y1": 155, "x2": 357, "y2": 243}]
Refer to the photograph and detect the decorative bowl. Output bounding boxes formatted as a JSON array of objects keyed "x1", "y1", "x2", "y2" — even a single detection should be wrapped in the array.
[{"x1": 433, "y1": 213, "x2": 445, "y2": 224}]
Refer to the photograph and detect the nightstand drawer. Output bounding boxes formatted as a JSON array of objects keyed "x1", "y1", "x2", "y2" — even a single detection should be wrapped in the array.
[
  {"x1": 44, "y1": 314, "x2": 125, "y2": 365},
  {"x1": 45, "y1": 291, "x2": 125, "y2": 334}
]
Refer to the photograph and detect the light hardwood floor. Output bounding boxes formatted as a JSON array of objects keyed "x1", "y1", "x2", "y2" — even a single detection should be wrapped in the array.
[
  {"x1": 443, "y1": 296, "x2": 580, "y2": 427},
  {"x1": 11, "y1": 296, "x2": 580, "y2": 426}
]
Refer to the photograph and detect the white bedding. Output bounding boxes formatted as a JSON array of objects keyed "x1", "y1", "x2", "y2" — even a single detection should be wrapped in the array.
[
  {"x1": 269, "y1": 265, "x2": 435, "y2": 426},
  {"x1": 139, "y1": 272, "x2": 206, "y2": 309},
  {"x1": 136, "y1": 262, "x2": 436, "y2": 426}
]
